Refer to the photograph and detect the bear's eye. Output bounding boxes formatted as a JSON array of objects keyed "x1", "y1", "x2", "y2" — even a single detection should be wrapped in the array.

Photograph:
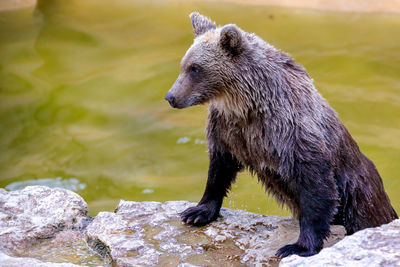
[{"x1": 189, "y1": 65, "x2": 200, "y2": 73}]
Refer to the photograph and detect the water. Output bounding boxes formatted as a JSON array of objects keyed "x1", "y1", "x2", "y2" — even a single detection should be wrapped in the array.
[
  {"x1": 12, "y1": 231, "x2": 103, "y2": 266},
  {"x1": 1, "y1": 0, "x2": 399, "y2": 221}
]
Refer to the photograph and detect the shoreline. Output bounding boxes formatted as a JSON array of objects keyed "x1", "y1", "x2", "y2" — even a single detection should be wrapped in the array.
[
  {"x1": 1, "y1": 186, "x2": 399, "y2": 266},
  {"x1": 196, "y1": 0, "x2": 400, "y2": 14},
  {"x1": 0, "y1": 0, "x2": 36, "y2": 11},
  {"x1": 1, "y1": 0, "x2": 400, "y2": 13}
]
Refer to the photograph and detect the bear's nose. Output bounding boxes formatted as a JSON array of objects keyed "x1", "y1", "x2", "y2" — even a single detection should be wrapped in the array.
[{"x1": 165, "y1": 92, "x2": 176, "y2": 108}]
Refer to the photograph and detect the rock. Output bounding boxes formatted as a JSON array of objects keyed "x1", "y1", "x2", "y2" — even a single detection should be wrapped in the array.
[
  {"x1": 85, "y1": 200, "x2": 345, "y2": 267},
  {"x1": 9, "y1": 229, "x2": 104, "y2": 266},
  {"x1": 280, "y1": 219, "x2": 400, "y2": 267},
  {"x1": 0, "y1": 186, "x2": 89, "y2": 253},
  {"x1": 2, "y1": 186, "x2": 397, "y2": 267},
  {"x1": 0, "y1": 251, "x2": 82, "y2": 267}
]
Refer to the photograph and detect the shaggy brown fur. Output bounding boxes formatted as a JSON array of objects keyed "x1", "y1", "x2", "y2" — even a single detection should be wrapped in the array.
[{"x1": 165, "y1": 12, "x2": 398, "y2": 257}]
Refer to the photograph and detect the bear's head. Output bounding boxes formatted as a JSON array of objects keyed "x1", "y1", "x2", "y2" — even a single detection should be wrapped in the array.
[{"x1": 165, "y1": 12, "x2": 248, "y2": 110}]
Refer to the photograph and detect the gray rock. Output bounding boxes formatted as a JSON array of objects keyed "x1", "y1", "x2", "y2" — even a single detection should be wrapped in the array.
[
  {"x1": 85, "y1": 200, "x2": 345, "y2": 267},
  {"x1": 0, "y1": 251, "x2": 82, "y2": 267},
  {"x1": 280, "y1": 219, "x2": 400, "y2": 267},
  {"x1": 0, "y1": 186, "x2": 89, "y2": 252},
  {"x1": 2, "y1": 186, "x2": 396, "y2": 267},
  {"x1": 9, "y1": 229, "x2": 103, "y2": 266}
]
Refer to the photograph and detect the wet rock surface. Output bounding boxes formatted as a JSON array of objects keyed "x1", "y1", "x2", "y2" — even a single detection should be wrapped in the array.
[
  {"x1": 0, "y1": 251, "x2": 82, "y2": 267},
  {"x1": 12, "y1": 229, "x2": 103, "y2": 266},
  {"x1": 86, "y1": 200, "x2": 345, "y2": 267},
  {"x1": 0, "y1": 186, "x2": 89, "y2": 252},
  {"x1": 0, "y1": 186, "x2": 102, "y2": 266},
  {"x1": 280, "y1": 218, "x2": 400, "y2": 267},
  {"x1": 0, "y1": 186, "x2": 398, "y2": 266}
]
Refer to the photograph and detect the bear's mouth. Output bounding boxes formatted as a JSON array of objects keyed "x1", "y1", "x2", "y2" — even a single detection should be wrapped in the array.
[
  {"x1": 165, "y1": 93, "x2": 206, "y2": 109},
  {"x1": 187, "y1": 94, "x2": 206, "y2": 107}
]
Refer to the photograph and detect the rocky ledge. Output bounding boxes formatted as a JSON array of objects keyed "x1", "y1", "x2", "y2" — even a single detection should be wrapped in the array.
[{"x1": 0, "y1": 186, "x2": 399, "y2": 266}]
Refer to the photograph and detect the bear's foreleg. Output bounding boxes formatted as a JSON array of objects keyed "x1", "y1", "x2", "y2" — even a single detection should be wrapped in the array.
[
  {"x1": 181, "y1": 149, "x2": 241, "y2": 226},
  {"x1": 276, "y1": 165, "x2": 338, "y2": 257}
]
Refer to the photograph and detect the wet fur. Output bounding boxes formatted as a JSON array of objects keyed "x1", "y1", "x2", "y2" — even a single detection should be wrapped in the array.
[{"x1": 171, "y1": 12, "x2": 398, "y2": 257}]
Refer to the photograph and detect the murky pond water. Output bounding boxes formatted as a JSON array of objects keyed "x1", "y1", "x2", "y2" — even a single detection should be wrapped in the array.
[{"x1": 1, "y1": 0, "x2": 399, "y2": 222}]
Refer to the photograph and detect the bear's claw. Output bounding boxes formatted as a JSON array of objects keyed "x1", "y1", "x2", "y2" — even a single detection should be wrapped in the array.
[
  {"x1": 276, "y1": 243, "x2": 318, "y2": 258},
  {"x1": 180, "y1": 204, "x2": 218, "y2": 226}
]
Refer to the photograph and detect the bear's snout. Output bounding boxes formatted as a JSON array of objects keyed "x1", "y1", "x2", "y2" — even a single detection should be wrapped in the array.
[{"x1": 165, "y1": 92, "x2": 177, "y2": 108}]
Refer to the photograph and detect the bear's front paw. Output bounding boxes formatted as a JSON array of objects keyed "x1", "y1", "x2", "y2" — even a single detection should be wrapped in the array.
[
  {"x1": 276, "y1": 243, "x2": 318, "y2": 258},
  {"x1": 180, "y1": 203, "x2": 218, "y2": 226}
]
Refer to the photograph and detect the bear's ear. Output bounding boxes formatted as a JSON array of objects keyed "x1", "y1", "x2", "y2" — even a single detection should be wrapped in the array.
[
  {"x1": 220, "y1": 24, "x2": 245, "y2": 56},
  {"x1": 190, "y1": 12, "x2": 217, "y2": 37}
]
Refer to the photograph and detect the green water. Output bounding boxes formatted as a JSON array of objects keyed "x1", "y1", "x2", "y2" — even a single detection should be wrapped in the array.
[{"x1": 0, "y1": 0, "x2": 399, "y2": 217}]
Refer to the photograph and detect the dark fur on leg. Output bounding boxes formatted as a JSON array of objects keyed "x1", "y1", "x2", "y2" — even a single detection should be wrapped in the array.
[
  {"x1": 276, "y1": 160, "x2": 338, "y2": 258},
  {"x1": 181, "y1": 148, "x2": 242, "y2": 226}
]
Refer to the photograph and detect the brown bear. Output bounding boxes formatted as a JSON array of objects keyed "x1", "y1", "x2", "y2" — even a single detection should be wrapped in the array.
[{"x1": 165, "y1": 12, "x2": 398, "y2": 257}]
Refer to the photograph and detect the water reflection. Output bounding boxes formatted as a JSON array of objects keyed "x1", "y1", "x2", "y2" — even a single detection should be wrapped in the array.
[{"x1": 5, "y1": 177, "x2": 86, "y2": 191}]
